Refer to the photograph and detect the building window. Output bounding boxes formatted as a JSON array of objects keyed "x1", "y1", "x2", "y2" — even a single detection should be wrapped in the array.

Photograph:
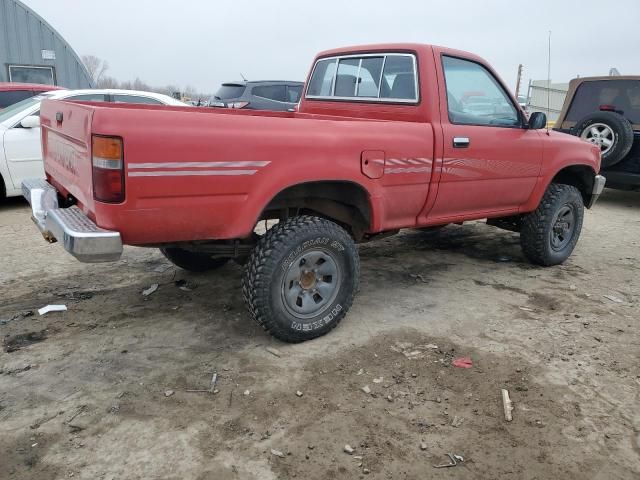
[{"x1": 8, "y1": 65, "x2": 55, "y2": 85}]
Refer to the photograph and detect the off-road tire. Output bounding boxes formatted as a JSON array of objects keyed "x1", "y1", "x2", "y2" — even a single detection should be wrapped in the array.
[
  {"x1": 520, "y1": 183, "x2": 584, "y2": 266},
  {"x1": 242, "y1": 215, "x2": 359, "y2": 343},
  {"x1": 571, "y1": 111, "x2": 634, "y2": 168},
  {"x1": 160, "y1": 247, "x2": 228, "y2": 272}
]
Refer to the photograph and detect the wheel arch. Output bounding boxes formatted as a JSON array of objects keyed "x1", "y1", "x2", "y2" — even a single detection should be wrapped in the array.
[
  {"x1": 258, "y1": 180, "x2": 373, "y2": 241},
  {"x1": 0, "y1": 172, "x2": 6, "y2": 199},
  {"x1": 550, "y1": 164, "x2": 598, "y2": 208}
]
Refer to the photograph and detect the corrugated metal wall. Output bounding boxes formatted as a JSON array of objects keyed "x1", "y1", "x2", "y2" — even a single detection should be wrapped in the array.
[
  {"x1": 527, "y1": 80, "x2": 569, "y2": 121},
  {"x1": 0, "y1": 0, "x2": 92, "y2": 88}
]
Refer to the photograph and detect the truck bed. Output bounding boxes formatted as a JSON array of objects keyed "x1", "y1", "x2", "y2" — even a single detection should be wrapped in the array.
[{"x1": 40, "y1": 99, "x2": 435, "y2": 244}]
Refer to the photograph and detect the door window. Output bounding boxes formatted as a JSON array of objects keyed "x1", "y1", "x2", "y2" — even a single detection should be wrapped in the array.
[
  {"x1": 442, "y1": 56, "x2": 519, "y2": 127},
  {"x1": 287, "y1": 85, "x2": 302, "y2": 102}
]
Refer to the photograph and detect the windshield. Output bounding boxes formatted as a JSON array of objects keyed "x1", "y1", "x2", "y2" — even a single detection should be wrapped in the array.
[{"x1": 0, "y1": 95, "x2": 43, "y2": 125}]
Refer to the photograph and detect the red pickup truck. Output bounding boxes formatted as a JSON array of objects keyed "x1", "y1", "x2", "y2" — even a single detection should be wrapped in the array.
[{"x1": 23, "y1": 43, "x2": 604, "y2": 343}]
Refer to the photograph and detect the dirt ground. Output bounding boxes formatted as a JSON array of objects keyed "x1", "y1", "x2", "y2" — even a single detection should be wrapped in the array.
[{"x1": 1, "y1": 190, "x2": 639, "y2": 480}]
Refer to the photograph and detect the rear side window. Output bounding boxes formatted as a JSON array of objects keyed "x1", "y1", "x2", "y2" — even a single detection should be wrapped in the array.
[
  {"x1": 215, "y1": 84, "x2": 246, "y2": 100},
  {"x1": 0, "y1": 90, "x2": 35, "y2": 108},
  {"x1": 306, "y1": 53, "x2": 418, "y2": 102},
  {"x1": 112, "y1": 95, "x2": 162, "y2": 105},
  {"x1": 252, "y1": 85, "x2": 287, "y2": 102},
  {"x1": 442, "y1": 56, "x2": 519, "y2": 127},
  {"x1": 566, "y1": 80, "x2": 640, "y2": 124}
]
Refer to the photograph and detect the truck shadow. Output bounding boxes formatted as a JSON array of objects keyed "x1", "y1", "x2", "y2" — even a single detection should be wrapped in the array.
[{"x1": 597, "y1": 188, "x2": 640, "y2": 208}]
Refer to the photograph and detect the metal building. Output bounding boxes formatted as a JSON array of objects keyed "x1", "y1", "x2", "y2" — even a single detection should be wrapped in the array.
[
  {"x1": 526, "y1": 80, "x2": 569, "y2": 122},
  {"x1": 0, "y1": 0, "x2": 92, "y2": 88}
]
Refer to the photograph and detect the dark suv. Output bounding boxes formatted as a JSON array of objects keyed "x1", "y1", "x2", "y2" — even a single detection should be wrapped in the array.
[
  {"x1": 555, "y1": 77, "x2": 640, "y2": 190},
  {"x1": 208, "y1": 80, "x2": 303, "y2": 111}
]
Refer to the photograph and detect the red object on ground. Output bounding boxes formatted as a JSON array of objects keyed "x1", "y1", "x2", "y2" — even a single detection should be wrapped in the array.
[{"x1": 452, "y1": 357, "x2": 473, "y2": 368}]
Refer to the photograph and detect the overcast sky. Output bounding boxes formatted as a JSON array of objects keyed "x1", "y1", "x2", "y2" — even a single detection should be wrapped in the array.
[{"x1": 22, "y1": 0, "x2": 640, "y2": 95}]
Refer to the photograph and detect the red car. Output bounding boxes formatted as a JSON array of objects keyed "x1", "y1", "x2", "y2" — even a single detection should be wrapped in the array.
[
  {"x1": 0, "y1": 82, "x2": 64, "y2": 110},
  {"x1": 24, "y1": 43, "x2": 604, "y2": 343}
]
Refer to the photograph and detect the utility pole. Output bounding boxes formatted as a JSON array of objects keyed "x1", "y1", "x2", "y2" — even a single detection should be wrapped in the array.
[{"x1": 515, "y1": 64, "x2": 523, "y2": 99}]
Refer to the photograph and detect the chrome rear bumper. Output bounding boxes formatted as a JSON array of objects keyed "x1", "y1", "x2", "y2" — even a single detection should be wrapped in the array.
[{"x1": 22, "y1": 178, "x2": 123, "y2": 263}]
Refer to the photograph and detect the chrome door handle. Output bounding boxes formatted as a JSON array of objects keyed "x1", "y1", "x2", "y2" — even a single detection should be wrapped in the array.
[{"x1": 453, "y1": 137, "x2": 470, "y2": 148}]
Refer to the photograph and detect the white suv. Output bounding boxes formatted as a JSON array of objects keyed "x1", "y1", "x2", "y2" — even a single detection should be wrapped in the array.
[{"x1": 0, "y1": 89, "x2": 186, "y2": 198}]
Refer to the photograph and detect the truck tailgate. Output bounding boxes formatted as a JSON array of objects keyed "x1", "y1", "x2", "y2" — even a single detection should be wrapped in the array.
[{"x1": 40, "y1": 99, "x2": 95, "y2": 214}]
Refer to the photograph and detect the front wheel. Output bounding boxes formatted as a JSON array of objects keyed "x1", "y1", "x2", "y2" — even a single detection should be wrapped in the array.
[
  {"x1": 520, "y1": 183, "x2": 584, "y2": 266},
  {"x1": 242, "y1": 215, "x2": 359, "y2": 343}
]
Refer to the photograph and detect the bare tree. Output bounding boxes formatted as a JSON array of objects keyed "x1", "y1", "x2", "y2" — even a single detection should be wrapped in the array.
[
  {"x1": 97, "y1": 75, "x2": 119, "y2": 89},
  {"x1": 82, "y1": 55, "x2": 109, "y2": 86}
]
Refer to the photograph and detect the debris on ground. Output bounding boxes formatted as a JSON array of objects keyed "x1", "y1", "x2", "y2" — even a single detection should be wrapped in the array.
[
  {"x1": 519, "y1": 306, "x2": 534, "y2": 312},
  {"x1": 433, "y1": 453, "x2": 464, "y2": 468},
  {"x1": 0, "y1": 310, "x2": 34, "y2": 325},
  {"x1": 452, "y1": 357, "x2": 473, "y2": 368},
  {"x1": 244, "y1": 390, "x2": 251, "y2": 396},
  {"x1": 174, "y1": 279, "x2": 195, "y2": 292},
  {"x1": 603, "y1": 294, "x2": 624, "y2": 303},
  {"x1": 152, "y1": 264, "x2": 172, "y2": 273},
  {"x1": 409, "y1": 273, "x2": 428, "y2": 283},
  {"x1": 164, "y1": 390, "x2": 174, "y2": 397},
  {"x1": 266, "y1": 347, "x2": 282, "y2": 357},
  {"x1": 38, "y1": 304, "x2": 67, "y2": 316},
  {"x1": 344, "y1": 445, "x2": 354, "y2": 454},
  {"x1": 420, "y1": 442, "x2": 428, "y2": 451},
  {"x1": 361, "y1": 385, "x2": 371, "y2": 394},
  {"x1": 270, "y1": 449, "x2": 285, "y2": 458},
  {"x1": 4, "y1": 330, "x2": 47, "y2": 353},
  {"x1": 451, "y1": 415, "x2": 464, "y2": 427},
  {"x1": 501, "y1": 388, "x2": 513, "y2": 422},
  {"x1": 142, "y1": 284, "x2": 159, "y2": 297},
  {"x1": 373, "y1": 377, "x2": 383, "y2": 384},
  {"x1": 296, "y1": 391, "x2": 303, "y2": 397},
  {"x1": 356, "y1": 368, "x2": 364, "y2": 375}
]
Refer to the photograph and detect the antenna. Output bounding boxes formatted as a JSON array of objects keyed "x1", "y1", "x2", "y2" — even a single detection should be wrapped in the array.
[
  {"x1": 240, "y1": 72, "x2": 248, "y2": 82},
  {"x1": 546, "y1": 30, "x2": 551, "y2": 134}
]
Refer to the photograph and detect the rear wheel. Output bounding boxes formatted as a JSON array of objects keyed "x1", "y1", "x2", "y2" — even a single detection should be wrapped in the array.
[
  {"x1": 160, "y1": 247, "x2": 228, "y2": 272},
  {"x1": 520, "y1": 183, "x2": 584, "y2": 266},
  {"x1": 242, "y1": 215, "x2": 359, "y2": 343}
]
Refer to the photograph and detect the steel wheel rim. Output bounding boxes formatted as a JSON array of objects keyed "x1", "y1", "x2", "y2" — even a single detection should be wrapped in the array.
[
  {"x1": 549, "y1": 204, "x2": 576, "y2": 251},
  {"x1": 281, "y1": 248, "x2": 341, "y2": 319},
  {"x1": 580, "y1": 123, "x2": 615, "y2": 155}
]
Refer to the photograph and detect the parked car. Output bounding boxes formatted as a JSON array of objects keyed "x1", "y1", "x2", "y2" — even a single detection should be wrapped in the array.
[
  {"x1": 208, "y1": 80, "x2": 303, "y2": 111},
  {"x1": 554, "y1": 76, "x2": 640, "y2": 190},
  {"x1": 0, "y1": 89, "x2": 185, "y2": 199},
  {"x1": 0, "y1": 83, "x2": 64, "y2": 110},
  {"x1": 24, "y1": 43, "x2": 603, "y2": 343}
]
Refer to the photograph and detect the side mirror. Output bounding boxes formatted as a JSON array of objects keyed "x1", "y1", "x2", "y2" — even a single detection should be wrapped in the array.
[
  {"x1": 20, "y1": 115, "x2": 41, "y2": 129},
  {"x1": 528, "y1": 111, "x2": 547, "y2": 130}
]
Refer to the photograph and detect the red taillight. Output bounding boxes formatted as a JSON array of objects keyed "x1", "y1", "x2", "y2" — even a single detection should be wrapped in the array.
[
  {"x1": 92, "y1": 135, "x2": 124, "y2": 203},
  {"x1": 599, "y1": 104, "x2": 616, "y2": 111}
]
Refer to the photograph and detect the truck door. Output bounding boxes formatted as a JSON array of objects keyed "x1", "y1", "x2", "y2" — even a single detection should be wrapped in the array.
[{"x1": 428, "y1": 55, "x2": 543, "y2": 220}]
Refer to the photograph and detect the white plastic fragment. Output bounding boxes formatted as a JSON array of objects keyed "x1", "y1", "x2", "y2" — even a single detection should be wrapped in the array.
[
  {"x1": 38, "y1": 304, "x2": 67, "y2": 316},
  {"x1": 142, "y1": 284, "x2": 159, "y2": 297},
  {"x1": 501, "y1": 389, "x2": 513, "y2": 422}
]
